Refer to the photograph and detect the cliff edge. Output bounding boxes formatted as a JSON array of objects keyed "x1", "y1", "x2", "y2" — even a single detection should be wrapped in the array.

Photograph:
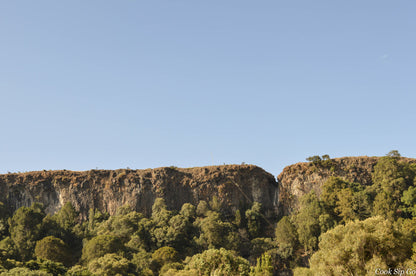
[
  {"x1": 277, "y1": 156, "x2": 416, "y2": 215},
  {"x1": 0, "y1": 165, "x2": 278, "y2": 219},
  {"x1": 4, "y1": 156, "x2": 415, "y2": 221}
]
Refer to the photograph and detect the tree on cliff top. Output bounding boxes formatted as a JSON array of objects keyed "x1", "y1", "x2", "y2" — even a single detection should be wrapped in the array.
[{"x1": 306, "y1": 156, "x2": 321, "y2": 163}]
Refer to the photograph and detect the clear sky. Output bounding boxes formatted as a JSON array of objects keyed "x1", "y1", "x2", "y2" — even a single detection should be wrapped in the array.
[{"x1": 1, "y1": 1, "x2": 415, "y2": 175}]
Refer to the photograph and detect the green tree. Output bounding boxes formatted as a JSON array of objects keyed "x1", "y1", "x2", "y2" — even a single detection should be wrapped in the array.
[
  {"x1": 151, "y1": 246, "x2": 179, "y2": 272},
  {"x1": 209, "y1": 196, "x2": 221, "y2": 212},
  {"x1": 301, "y1": 216, "x2": 412, "y2": 275},
  {"x1": 87, "y1": 208, "x2": 109, "y2": 233},
  {"x1": 96, "y1": 208, "x2": 143, "y2": 243},
  {"x1": 320, "y1": 177, "x2": 349, "y2": 211},
  {"x1": 250, "y1": 253, "x2": 273, "y2": 276},
  {"x1": 334, "y1": 188, "x2": 366, "y2": 222},
  {"x1": 34, "y1": 236, "x2": 71, "y2": 266},
  {"x1": 184, "y1": 248, "x2": 250, "y2": 276},
  {"x1": 321, "y1": 177, "x2": 370, "y2": 223},
  {"x1": 130, "y1": 249, "x2": 153, "y2": 276},
  {"x1": 196, "y1": 201, "x2": 209, "y2": 217},
  {"x1": 387, "y1": 150, "x2": 401, "y2": 158},
  {"x1": 249, "y1": 238, "x2": 274, "y2": 263},
  {"x1": 54, "y1": 202, "x2": 78, "y2": 231},
  {"x1": 132, "y1": 218, "x2": 155, "y2": 252},
  {"x1": 373, "y1": 191, "x2": 397, "y2": 220},
  {"x1": 293, "y1": 192, "x2": 328, "y2": 253},
  {"x1": 65, "y1": 265, "x2": 93, "y2": 276},
  {"x1": 306, "y1": 156, "x2": 321, "y2": 164},
  {"x1": 179, "y1": 203, "x2": 196, "y2": 219},
  {"x1": 165, "y1": 213, "x2": 195, "y2": 252},
  {"x1": 321, "y1": 154, "x2": 330, "y2": 161},
  {"x1": 371, "y1": 155, "x2": 409, "y2": 219},
  {"x1": 373, "y1": 155, "x2": 405, "y2": 192},
  {"x1": 39, "y1": 206, "x2": 84, "y2": 266},
  {"x1": 233, "y1": 210, "x2": 243, "y2": 228},
  {"x1": 159, "y1": 262, "x2": 184, "y2": 275},
  {"x1": 402, "y1": 186, "x2": 416, "y2": 217},
  {"x1": 293, "y1": 267, "x2": 314, "y2": 276},
  {"x1": 0, "y1": 267, "x2": 52, "y2": 275},
  {"x1": 151, "y1": 199, "x2": 172, "y2": 248},
  {"x1": 25, "y1": 259, "x2": 67, "y2": 275},
  {"x1": 81, "y1": 235, "x2": 124, "y2": 264},
  {"x1": 0, "y1": 237, "x2": 19, "y2": 262},
  {"x1": 152, "y1": 199, "x2": 171, "y2": 226},
  {"x1": 154, "y1": 205, "x2": 193, "y2": 250},
  {"x1": 274, "y1": 216, "x2": 298, "y2": 259},
  {"x1": 88, "y1": 253, "x2": 135, "y2": 276},
  {"x1": 0, "y1": 202, "x2": 9, "y2": 240},
  {"x1": 8, "y1": 203, "x2": 45, "y2": 260},
  {"x1": 245, "y1": 202, "x2": 264, "y2": 239},
  {"x1": 195, "y1": 211, "x2": 239, "y2": 251},
  {"x1": 160, "y1": 268, "x2": 197, "y2": 276}
]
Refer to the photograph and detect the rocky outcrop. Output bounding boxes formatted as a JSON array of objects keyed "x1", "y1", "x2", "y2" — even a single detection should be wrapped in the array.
[
  {"x1": 0, "y1": 165, "x2": 278, "y2": 220},
  {"x1": 277, "y1": 156, "x2": 416, "y2": 215},
  {"x1": 5, "y1": 156, "x2": 416, "y2": 221}
]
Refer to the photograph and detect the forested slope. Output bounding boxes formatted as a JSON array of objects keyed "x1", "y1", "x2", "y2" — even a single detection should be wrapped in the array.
[
  {"x1": 278, "y1": 155, "x2": 416, "y2": 215},
  {"x1": 1, "y1": 152, "x2": 416, "y2": 275}
]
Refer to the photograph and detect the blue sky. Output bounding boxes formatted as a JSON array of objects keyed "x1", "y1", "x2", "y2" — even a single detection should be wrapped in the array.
[{"x1": 1, "y1": 1, "x2": 415, "y2": 175}]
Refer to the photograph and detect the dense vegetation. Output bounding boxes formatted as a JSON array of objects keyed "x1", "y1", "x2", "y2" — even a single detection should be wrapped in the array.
[
  {"x1": 1, "y1": 151, "x2": 416, "y2": 275},
  {"x1": 0, "y1": 195, "x2": 275, "y2": 275}
]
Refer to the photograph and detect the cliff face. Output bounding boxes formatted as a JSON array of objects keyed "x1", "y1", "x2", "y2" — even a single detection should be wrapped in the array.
[
  {"x1": 0, "y1": 165, "x2": 278, "y2": 219},
  {"x1": 4, "y1": 156, "x2": 416, "y2": 220},
  {"x1": 277, "y1": 156, "x2": 416, "y2": 215}
]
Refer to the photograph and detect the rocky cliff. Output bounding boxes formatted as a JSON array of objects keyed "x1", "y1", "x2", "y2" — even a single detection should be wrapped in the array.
[
  {"x1": 4, "y1": 156, "x2": 416, "y2": 221},
  {"x1": 277, "y1": 156, "x2": 416, "y2": 215},
  {"x1": 0, "y1": 165, "x2": 278, "y2": 219}
]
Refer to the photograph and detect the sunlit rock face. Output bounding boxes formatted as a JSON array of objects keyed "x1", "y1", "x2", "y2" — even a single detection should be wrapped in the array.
[
  {"x1": 277, "y1": 156, "x2": 416, "y2": 215},
  {"x1": 6, "y1": 156, "x2": 412, "y2": 220},
  {"x1": 0, "y1": 165, "x2": 279, "y2": 220}
]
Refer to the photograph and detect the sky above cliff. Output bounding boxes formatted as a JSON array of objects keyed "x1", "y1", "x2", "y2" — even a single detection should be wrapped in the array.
[{"x1": 1, "y1": 1, "x2": 415, "y2": 175}]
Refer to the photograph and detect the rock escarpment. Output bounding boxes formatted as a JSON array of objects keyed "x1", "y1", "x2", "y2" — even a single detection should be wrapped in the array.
[
  {"x1": 5, "y1": 156, "x2": 416, "y2": 220},
  {"x1": 277, "y1": 156, "x2": 416, "y2": 215},
  {"x1": 0, "y1": 165, "x2": 278, "y2": 219}
]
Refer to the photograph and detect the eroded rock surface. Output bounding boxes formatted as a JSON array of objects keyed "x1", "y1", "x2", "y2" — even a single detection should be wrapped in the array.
[
  {"x1": 0, "y1": 165, "x2": 278, "y2": 219},
  {"x1": 277, "y1": 156, "x2": 416, "y2": 215}
]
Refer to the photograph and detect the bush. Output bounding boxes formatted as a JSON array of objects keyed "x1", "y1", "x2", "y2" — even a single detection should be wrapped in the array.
[
  {"x1": 151, "y1": 246, "x2": 179, "y2": 272},
  {"x1": 88, "y1": 253, "x2": 135, "y2": 276},
  {"x1": 34, "y1": 236, "x2": 71, "y2": 266},
  {"x1": 184, "y1": 248, "x2": 250, "y2": 276},
  {"x1": 306, "y1": 156, "x2": 321, "y2": 164},
  {"x1": 81, "y1": 235, "x2": 124, "y2": 264}
]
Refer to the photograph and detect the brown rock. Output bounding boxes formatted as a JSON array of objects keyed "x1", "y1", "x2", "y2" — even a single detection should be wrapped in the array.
[
  {"x1": 0, "y1": 165, "x2": 278, "y2": 220},
  {"x1": 277, "y1": 156, "x2": 416, "y2": 215}
]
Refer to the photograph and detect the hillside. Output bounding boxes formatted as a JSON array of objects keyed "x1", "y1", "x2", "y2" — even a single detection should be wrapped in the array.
[
  {"x1": 0, "y1": 165, "x2": 278, "y2": 219},
  {"x1": 1, "y1": 155, "x2": 416, "y2": 275},
  {"x1": 277, "y1": 156, "x2": 416, "y2": 215},
  {"x1": 3, "y1": 156, "x2": 416, "y2": 220}
]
